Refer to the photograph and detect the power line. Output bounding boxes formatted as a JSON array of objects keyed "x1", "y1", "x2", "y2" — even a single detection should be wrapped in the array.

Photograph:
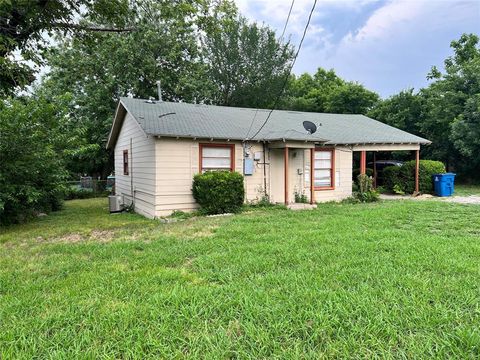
[
  {"x1": 244, "y1": 0, "x2": 295, "y2": 141},
  {"x1": 280, "y1": 0, "x2": 295, "y2": 40},
  {"x1": 248, "y1": 0, "x2": 318, "y2": 141}
]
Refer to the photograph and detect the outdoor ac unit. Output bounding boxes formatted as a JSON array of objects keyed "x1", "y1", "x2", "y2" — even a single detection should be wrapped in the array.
[{"x1": 109, "y1": 195, "x2": 123, "y2": 213}]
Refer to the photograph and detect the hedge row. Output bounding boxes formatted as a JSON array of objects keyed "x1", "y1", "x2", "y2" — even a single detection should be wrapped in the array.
[{"x1": 383, "y1": 160, "x2": 446, "y2": 194}]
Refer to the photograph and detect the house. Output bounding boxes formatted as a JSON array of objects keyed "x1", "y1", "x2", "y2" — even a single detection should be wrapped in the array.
[{"x1": 106, "y1": 97, "x2": 430, "y2": 218}]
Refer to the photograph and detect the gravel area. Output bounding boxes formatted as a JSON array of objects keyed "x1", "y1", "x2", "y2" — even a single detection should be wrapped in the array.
[
  {"x1": 380, "y1": 193, "x2": 480, "y2": 204},
  {"x1": 441, "y1": 195, "x2": 480, "y2": 204}
]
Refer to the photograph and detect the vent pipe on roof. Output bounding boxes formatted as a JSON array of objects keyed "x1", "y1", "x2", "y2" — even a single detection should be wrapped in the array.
[{"x1": 156, "y1": 80, "x2": 162, "y2": 102}]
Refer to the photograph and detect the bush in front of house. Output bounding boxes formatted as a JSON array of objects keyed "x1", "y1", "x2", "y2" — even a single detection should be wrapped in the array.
[
  {"x1": 192, "y1": 171, "x2": 245, "y2": 215},
  {"x1": 355, "y1": 174, "x2": 379, "y2": 202},
  {"x1": 383, "y1": 160, "x2": 446, "y2": 194},
  {"x1": 353, "y1": 167, "x2": 374, "y2": 181}
]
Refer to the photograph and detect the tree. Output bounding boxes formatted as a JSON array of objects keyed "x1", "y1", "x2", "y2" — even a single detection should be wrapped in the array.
[
  {"x1": 0, "y1": 0, "x2": 131, "y2": 97},
  {"x1": 420, "y1": 33, "x2": 480, "y2": 171},
  {"x1": 368, "y1": 89, "x2": 423, "y2": 135},
  {"x1": 282, "y1": 68, "x2": 379, "y2": 114},
  {"x1": 202, "y1": 12, "x2": 294, "y2": 108},
  {"x1": 0, "y1": 96, "x2": 70, "y2": 224},
  {"x1": 451, "y1": 94, "x2": 480, "y2": 178},
  {"x1": 370, "y1": 33, "x2": 480, "y2": 178}
]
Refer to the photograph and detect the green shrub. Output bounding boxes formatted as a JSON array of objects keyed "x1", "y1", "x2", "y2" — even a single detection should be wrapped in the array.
[
  {"x1": 294, "y1": 191, "x2": 308, "y2": 203},
  {"x1": 353, "y1": 167, "x2": 374, "y2": 181},
  {"x1": 383, "y1": 166, "x2": 401, "y2": 192},
  {"x1": 383, "y1": 160, "x2": 445, "y2": 194},
  {"x1": 192, "y1": 171, "x2": 245, "y2": 215},
  {"x1": 354, "y1": 174, "x2": 379, "y2": 202}
]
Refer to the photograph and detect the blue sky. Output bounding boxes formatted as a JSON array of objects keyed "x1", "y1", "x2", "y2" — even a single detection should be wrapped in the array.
[{"x1": 236, "y1": 0, "x2": 480, "y2": 98}]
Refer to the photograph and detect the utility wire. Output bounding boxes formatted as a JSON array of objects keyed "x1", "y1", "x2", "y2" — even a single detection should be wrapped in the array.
[
  {"x1": 280, "y1": 0, "x2": 295, "y2": 40},
  {"x1": 244, "y1": 0, "x2": 296, "y2": 141},
  {"x1": 248, "y1": 0, "x2": 318, "y2": 141}
]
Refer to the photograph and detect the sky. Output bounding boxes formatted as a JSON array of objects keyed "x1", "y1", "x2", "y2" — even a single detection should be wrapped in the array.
[{"x1": 235, "y1": 0, "x2": 480, "y2": 98}]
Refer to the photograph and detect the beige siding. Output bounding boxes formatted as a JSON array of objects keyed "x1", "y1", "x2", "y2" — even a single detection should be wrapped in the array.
[
  {"x1": 243, "y1": 143, "x2": 267, "y2": 202},
  {"x1": 114, "y1": 113, "x2": 156, "y2": 218},
  {"x1": 269, "y1": 149, "x2": 285, "y2": 203},
  {"x1": 154, "y1": 139, "x2": 265, "y2": 216}
]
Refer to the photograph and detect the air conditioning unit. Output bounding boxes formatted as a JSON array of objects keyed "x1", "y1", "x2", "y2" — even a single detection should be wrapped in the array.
[{"x1": 109, "y1": 195, "x2": 123, "y2": 213}]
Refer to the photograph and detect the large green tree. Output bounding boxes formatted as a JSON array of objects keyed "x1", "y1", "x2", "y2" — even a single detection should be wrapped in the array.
[
  {"x1": 419, "y1": 33, "x2": 480, "y2": 171},
  {"x1": 202, "y1": 12, "x2": 294, "y2": 107},
  {"x1": 369, "y1": 33, "x2": 480, "y2": 178},
  {"x1": 282, "y1": 68, "x2": 379, "y2": 114},
  {"x1": 0, "y1": 0, "x2": 130, "y2": 97},
  {"x1": 368, "y1": 88, "x2": 423, "y2": 136},
  {"x1": 0, "y1": 95, "x2": 71, "y2": 224}
]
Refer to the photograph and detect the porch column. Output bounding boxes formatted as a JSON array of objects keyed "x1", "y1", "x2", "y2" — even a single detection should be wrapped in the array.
[
  {"x1": 415, "y1": 149, "x2": 420, "y2": 194},
  {"x1": 310, "y1": 148, "x2": 315, "y2": 204},
  {"x1": 360, "y1": 151, "x2": 367, "y2": 175},
  {"x1": 284, "y1": 147, "x2": 289, "y2": 205}
]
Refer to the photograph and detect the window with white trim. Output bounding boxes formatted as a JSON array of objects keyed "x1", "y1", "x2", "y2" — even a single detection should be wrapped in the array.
[
  {"x1": 314, "y1": 149, "x2": 334, "y2": 188},
  {"x1": 200, "y1": 145, "x2": 234, "y2": 172}
]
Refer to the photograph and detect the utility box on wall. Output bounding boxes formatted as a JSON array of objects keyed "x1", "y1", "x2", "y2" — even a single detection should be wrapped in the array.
[{"x1": 244, "y1": 158, "x2": 254, "y2": 175}]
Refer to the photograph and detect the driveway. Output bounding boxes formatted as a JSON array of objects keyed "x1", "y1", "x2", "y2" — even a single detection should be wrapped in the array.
[{"x1": 380, "y1": 194, "x2": 480, "y2": 204}]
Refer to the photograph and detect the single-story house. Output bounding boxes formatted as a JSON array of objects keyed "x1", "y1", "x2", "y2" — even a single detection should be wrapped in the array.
[{"x1": 106, "y1": 97, "x2": 430, "y2": 218}]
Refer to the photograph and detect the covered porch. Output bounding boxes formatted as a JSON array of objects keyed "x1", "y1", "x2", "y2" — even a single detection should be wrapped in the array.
[{"x1": 267, "y1": 141, "x2": 352, "y2": 205}]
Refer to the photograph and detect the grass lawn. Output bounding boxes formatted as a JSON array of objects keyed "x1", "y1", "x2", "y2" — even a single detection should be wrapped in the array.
[{"x1": 1, "y1": 198, "x2": 480, "y2": 358}]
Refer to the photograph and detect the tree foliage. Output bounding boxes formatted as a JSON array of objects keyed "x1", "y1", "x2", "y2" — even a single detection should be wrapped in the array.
[
  {"x1": 203, "y1": 12, "x2": 294, "y2": 107},
  {"x1": 370, "y1": 33, "x2": 480, "y2": 179},
  {"x1": 0, "y1": 0, "x2": 131, "y2": 97},
  {"x1": 0, "y1": 96, "x2": 70, "y2": 224},
  {"x1": 282, "y1": 68, "x2": 379, "y2": 114}
]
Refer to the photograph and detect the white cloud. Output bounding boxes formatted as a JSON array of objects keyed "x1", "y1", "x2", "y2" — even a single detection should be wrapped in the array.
[{"x1": 234, "y1": 0, "x2": 479, "y2": 95}]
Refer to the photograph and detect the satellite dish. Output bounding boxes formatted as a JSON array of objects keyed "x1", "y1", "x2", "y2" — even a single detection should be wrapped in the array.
[{"x1": 303, "y1": 120, "x2": 317, "y2": 134}]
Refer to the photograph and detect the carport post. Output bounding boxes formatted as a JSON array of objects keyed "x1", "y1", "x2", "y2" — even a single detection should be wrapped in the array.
[
  {"x1": 310, "y1": 148, "x2": 315, "y2": 204},
  {"x1": 415, "y1": 149, "x2": 420, "y2": 194},
  {"x1": 360, "y1": 151, "x2": 367, "y2": 175}
]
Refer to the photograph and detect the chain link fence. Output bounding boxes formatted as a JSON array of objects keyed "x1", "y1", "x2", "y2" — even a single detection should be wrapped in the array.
[{"x1": 65, "y1": 177, "x2": 114, "y2": 199}]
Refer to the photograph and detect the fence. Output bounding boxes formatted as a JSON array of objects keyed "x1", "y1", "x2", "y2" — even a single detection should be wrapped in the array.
[{"x1": 65, "y1": 177, "x2": 114, "y2": 199}]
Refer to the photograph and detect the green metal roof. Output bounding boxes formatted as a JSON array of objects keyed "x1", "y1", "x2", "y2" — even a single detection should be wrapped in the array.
[{"x1": 107, "y1": 97, "x2": 430, "y2": 148}]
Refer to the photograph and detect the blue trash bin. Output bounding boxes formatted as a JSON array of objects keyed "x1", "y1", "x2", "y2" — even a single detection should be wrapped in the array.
[{"x1": 433, "y1": 173, "x2": 456, "y2": 197}]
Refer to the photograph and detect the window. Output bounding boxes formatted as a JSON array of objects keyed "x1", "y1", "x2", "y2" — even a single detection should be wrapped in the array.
[
  {"x1": 200, "y1": 144, "x2": 234, "y2": 172},
  {"x1": 314, "y1": 149, "x2": 335, "y2": 189},
  {"x1": 123, "y1": 150, "x2": 129, "y2": 175}
]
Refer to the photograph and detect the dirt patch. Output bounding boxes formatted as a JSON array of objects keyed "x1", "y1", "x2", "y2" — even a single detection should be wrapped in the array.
[
  {"x1": 183, "y1": 257, "x2": 195, "y2": 268},
  {"x1": 49, "y1": 230, "x2": 115, "y2": 244},
  {"x1": 89, "y1": 230, "x2": 115, "y2": 242},
  {"x1": 58, "y1": 233, "x2": 84, "y2": 243},
  {"x1": 163, "y1": 221, "x2": 220, "y2": 239}
]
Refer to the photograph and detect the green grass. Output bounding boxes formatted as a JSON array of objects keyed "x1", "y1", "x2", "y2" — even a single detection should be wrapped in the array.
[
  {"x1": 1, "y1": 198, "x2": 480, "y2": 358},
  {"x1": 454, "y1": 183, "x2": 480, "y2": 196}
]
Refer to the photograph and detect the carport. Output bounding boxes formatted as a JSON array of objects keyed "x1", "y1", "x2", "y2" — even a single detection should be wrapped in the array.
[{"x1": 354, "y1": 144, "x2": 422, "y2": 194}]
